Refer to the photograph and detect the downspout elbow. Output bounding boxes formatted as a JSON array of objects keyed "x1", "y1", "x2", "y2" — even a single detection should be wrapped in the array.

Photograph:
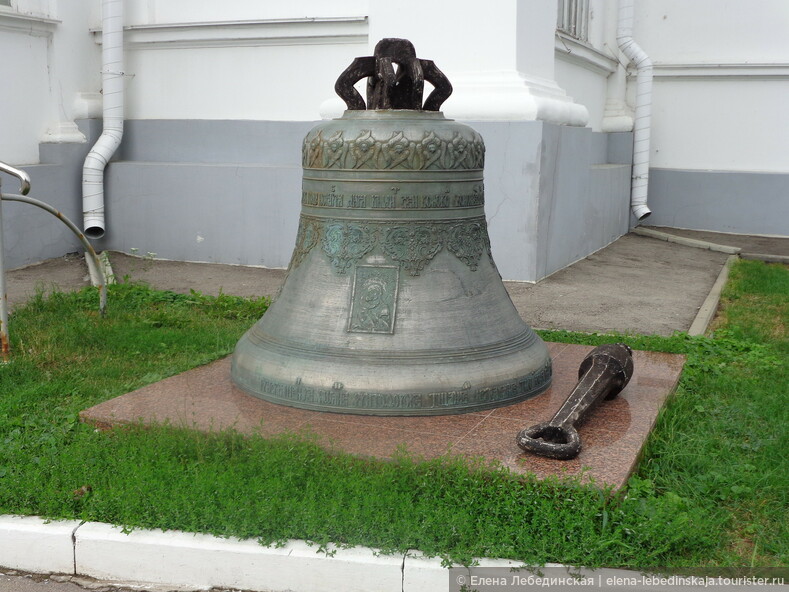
[
  {"x1": 83, "y1": 124, "x2": 123, "y2": 239},
  {"x1": 630, "y1": 201, "x2": 651, "y2": 221}
]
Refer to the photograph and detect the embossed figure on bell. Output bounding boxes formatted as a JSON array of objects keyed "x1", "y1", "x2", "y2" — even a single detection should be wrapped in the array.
[{"x1": 231, "y1": 39, "x2": 553, "y2": 415}]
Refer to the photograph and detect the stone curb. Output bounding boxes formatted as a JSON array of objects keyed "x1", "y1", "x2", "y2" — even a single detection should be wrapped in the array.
[
  {"x1": 632, "y1": 227, "x2": 742, "y2": 254},
  {"x1": 0, "y1": 515, "x2": 80, "y2": 576},
  {"x1": 5, "y1": 516, "x2": 763, "y2": 591},
  {"x1": 2, "y1": 515, "x2": 532, "y2": 592},
  {"x1": 688, "y1": 255, "x2": 737, "y2": 336}
]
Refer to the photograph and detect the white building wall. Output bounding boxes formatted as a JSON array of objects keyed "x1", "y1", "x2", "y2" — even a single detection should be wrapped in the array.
[
  {"x1": 0, "y1": 1, "x2": 99, "y2": 164},
  {"x1": 634, "y1": 0, "x2": 789, "y2": 173},
  {"x1": 553, "y1": 0, "x2": 619, "y2": 132},
  {"x1": 125, "y1": 42, "x2": 366, "y2": 121},
  {"x1": 5, "y1": 1, "x2": 788, "y2": 176},
  {"x1": 649, "y1": 78, "x2": 789, "y2": 173},
  {"x1": 554, "y1": 54, "x2": 612, "y2": 132},
  {"x1": 119, "y1": 0, "x2": 369, "y2": 121},
  {"x1": 635, "y1": 0, "x2": 788, "y2": 64},
  {"x1": 124, "y1": 0, "x2": 368, "y2": 25},
  {"x1": 0, "y1": 17, "x2": 51, "y2": 164}
]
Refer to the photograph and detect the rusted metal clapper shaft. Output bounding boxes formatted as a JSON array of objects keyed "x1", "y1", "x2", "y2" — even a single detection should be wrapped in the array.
[{"x1": 516, "y1": 343, "x2": 634, "y2": 460}]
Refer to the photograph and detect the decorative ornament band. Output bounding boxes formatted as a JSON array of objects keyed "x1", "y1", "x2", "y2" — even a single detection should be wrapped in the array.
[
  {"x1": 335, "y1": 38, "x2": 453, "y2": 111},
  {"x1": 303, "y1": 128, "x2": 484, "y2": 171},
  {"x1": 289, "y1": 216, "x2": 494, "y2": 276}
]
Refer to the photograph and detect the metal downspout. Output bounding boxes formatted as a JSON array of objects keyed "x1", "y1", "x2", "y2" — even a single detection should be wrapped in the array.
[
  {"x1": 617, "y1": 0, "x2": 653, "y2": 221},
  {"x1": 82, "y1": 0, "x2": 124, "y2": 239}
]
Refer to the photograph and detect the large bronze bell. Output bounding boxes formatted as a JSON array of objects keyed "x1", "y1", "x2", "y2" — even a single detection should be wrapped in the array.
[{"x1": 231, "y1": 39, "x2": 552, "y2": 415}]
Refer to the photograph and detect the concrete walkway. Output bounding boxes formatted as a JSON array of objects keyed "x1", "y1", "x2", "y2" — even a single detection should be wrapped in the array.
[{"x1": 7, "y1": 233, "x2": 734, "y2": 336}]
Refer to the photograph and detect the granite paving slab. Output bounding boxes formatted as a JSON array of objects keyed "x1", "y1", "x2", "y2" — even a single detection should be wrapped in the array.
[{"x1": 80, "y1": 344, "x2": 685, "y2": 489}]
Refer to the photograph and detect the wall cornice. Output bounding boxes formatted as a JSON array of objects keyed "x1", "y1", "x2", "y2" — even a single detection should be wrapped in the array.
[
  {"x1": 652, "y1": 62, "x2": 789, "y2": 80},
  {"x1": 0, "y1": 8, "x2": 59, "y2": 36},
  {"x1": 91, "y1": 16, "x2": 368, "y2": 49}
]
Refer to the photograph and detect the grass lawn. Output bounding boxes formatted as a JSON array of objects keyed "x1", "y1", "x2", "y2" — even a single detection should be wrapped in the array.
[{"x1": 0, "y1": 259, "x2": 786, "y2": 570}]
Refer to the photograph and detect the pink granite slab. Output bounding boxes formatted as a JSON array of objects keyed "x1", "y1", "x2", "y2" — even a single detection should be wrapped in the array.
[{"x1": 80, "y1": 344, "x2": 685, "y2": 489}]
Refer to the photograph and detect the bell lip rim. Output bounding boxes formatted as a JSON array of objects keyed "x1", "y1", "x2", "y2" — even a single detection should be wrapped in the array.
[{"x1": 230, "y1": 374, "x2": 553, "y2": 417}]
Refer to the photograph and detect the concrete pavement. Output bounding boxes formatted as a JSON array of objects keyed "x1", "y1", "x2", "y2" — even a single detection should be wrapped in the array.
[{"x1": 6, "y1": 233, "x2": 733, "y2": 337}]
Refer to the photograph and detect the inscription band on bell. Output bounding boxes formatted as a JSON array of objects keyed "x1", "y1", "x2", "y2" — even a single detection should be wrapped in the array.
[{"x1": 235, "y1": 359, "x2": 553, "y2": 415}]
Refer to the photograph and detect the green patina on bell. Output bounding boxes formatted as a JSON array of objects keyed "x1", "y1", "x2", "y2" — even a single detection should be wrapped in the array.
[{"x1": 231, "y1": 39, "x2": 552, "y2": 415}]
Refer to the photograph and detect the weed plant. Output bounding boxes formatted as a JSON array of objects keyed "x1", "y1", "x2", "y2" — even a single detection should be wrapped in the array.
[{"x1": 0, "y1": 261, "x2": 786, "y2": 570}]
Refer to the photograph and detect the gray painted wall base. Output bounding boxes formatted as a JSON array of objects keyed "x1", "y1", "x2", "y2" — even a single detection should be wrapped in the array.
[
  {"x1": 647, "y1": 168, "x2": 789, "y2": 237},
  {"x1": 95, "y1": 119, "x2": 633, "y2": 282},
  {"x1": 101, "y1": 161, "x2": 302, "y2": 269},
  {"x1": 1, "y1": 120, "x2": 101, "y2": 269},
  {"x1": 466, "y1": 123, "x2": 632, "y2": 280},
  {"x1": 3, "y1": 119, "x2": 634, "y2": 282},
  {"x1": 535, "y1": 126, "x2": 631, "y2": 280}
]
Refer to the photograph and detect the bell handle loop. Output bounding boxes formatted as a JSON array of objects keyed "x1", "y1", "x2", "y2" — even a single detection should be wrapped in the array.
[
  {"x1": 335, "y1": 56, "x2": 375, "y2": 111},
  {"x1": 421, "y1": 60, "x2": 453, "y2": 112},
  {"x1": 334, "y1": 39, "x2": 452, "y2": 111}
]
